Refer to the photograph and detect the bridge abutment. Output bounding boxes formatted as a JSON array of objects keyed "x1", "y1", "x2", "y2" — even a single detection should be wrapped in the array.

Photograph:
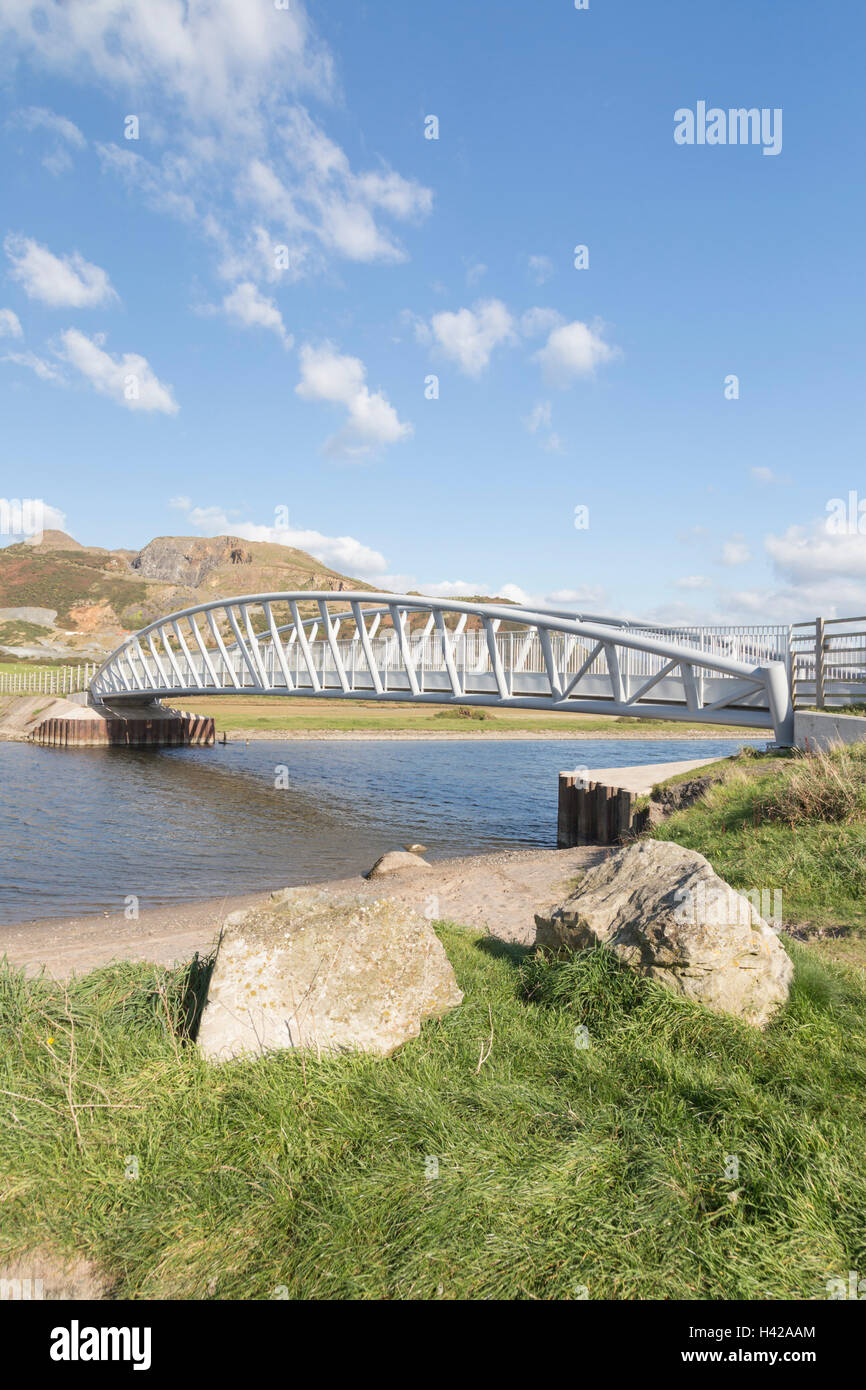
[{"x1": 24, "y1": 698, "x2": 215, "y2": 749}]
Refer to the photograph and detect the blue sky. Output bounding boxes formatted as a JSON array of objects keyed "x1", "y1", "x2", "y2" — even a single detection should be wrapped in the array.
[{"x1": 1, "y1": 0, "x2": 864, "y2": 623}]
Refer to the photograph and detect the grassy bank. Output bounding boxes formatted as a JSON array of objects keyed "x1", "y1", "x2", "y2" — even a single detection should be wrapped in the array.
[
  {"x1": 647, "y1": 745, "x2": 866, "y2": 947},
  {"x1": 1, "y1": 926, "x2": 865, "y2": 1300}
]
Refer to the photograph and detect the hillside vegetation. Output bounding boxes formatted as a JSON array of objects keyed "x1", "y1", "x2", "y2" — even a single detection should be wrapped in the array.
[{"x1": 0, "y1": 530, "x2": 369, "y2": 655}]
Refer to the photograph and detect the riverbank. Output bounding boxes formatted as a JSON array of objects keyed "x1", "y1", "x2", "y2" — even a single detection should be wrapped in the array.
[
  {"x1": 217, "y1": 727, "x2": 767, "y2": 741},
  {"x1": 0, "y1": 845, "x2": 604, "y2": 977}
]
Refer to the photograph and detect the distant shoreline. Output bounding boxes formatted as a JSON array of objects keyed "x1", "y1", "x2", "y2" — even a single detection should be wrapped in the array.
[{"x1": 216, "y1": 728, "x2": 766, "y2": 742}]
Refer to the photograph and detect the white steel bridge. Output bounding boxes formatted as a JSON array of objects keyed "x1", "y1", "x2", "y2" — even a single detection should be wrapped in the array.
[{"x1": 89, "y1": 592, "x2": 795, "y2": 744}]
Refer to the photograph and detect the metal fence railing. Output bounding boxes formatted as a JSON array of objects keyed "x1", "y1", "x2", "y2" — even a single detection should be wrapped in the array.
[
  {"x1": 791, "y1": 617, "x2": 866, "y2": 708},
  {"x1": 0, "y1": 664, "x2": 98, "y2": 697}
]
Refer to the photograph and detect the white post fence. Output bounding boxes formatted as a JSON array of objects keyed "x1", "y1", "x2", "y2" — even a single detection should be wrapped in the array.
[{"x1": 0, "y1": 663, "x2": 98, "y2": 697}]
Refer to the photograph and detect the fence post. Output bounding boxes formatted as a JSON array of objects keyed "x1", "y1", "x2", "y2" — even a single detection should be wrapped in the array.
[{"x1": 815, "y1": 616, "x2": 825, "y2": 709}]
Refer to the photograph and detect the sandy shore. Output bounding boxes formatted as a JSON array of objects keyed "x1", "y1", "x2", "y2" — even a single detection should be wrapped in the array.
[{"x1": 0, "y1": 845, "x2": 607, "y2": 979}]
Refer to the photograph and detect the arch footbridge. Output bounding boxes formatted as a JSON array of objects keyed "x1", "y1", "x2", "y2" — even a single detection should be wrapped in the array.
[{"x1": 89, "y1": 592, "x2": 795, "y2": 745}]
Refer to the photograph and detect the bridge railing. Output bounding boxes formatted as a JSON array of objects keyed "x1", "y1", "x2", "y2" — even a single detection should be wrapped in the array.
[{"x1": 791, "y1": 616, "x2": 866, "y2": 708}]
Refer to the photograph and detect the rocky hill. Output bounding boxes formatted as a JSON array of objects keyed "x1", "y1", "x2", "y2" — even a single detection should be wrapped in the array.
[{"x1": 0, "y1": 531, "x2": 369, "y2": 660}]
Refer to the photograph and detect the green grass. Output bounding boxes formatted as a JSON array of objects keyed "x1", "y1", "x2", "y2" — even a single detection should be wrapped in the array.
[
  {"x1": 183, "y1": 696, "x2": 752, "y2": 736},
  {"x1": 1, "y1": 928, "x2": 865, "y2": 1300},
  {"x1": 649, "y1": 746, "x2": 866, "y2": 933}
]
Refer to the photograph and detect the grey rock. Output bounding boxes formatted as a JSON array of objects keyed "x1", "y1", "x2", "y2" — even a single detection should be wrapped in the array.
[
  {"x1": 535, "y1": 839, "x2": 793, "y2": 1028},
  {"x1": 197, "y1": 889, "x2": 462, "y2": 1061},
  {"x1": 130, "y1": 535, "x2": 252, "y2": 587}
]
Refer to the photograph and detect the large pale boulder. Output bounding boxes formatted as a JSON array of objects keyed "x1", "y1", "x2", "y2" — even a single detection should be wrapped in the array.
[
  {"x1": 365, "y1": 850, "x2": 431, "y2": 878},
  {"x1": 535, "y1": 840, "x2": 793, "y2": 1027},
  {"x1": 197, "y1": 889, "x2": 462, "y2": 1062}
]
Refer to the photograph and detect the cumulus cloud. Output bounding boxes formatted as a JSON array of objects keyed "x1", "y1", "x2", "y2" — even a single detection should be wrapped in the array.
[
  {"x1": 416, "y1": 298, "x2": 619, "y2": 387},
  {"x1": 765, "y1": 519, "x2": 866, "y2": 583},
  {"x1": 4, "y1": 235, "x2": 117, "y2": 308},
  {"x1": 169, "y1": 498, "x2": 388, "y2": 578},
  {"x1": 0, "y1": 309, "x2": 23, "y2": 339},
  {"x1": 534, "y1": 318, "x2": 619, "y2": 384},
  {"x1": 295, "y1": 342, "x2": 411, "y2": 457},
  {"x1": 0, "y1": 0, "x2": 334, "y2": 130},
  {"x1": 426, "y1": 299, "x2": 516, "y2": 376},
  {"x1": 220, "y1": 281, "x2": 292, "y2": 346},
  {"x1": 3, "y1": 4, "x2": 432, "y2": 287},
  {"x1": 56, "y1": 330, "x2": 178, "y2": 414}
]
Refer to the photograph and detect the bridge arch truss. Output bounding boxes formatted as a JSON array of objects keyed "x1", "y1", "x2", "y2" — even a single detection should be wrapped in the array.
[{"x1": 90, "y1": 592, "x2": 794, "y2": 744}]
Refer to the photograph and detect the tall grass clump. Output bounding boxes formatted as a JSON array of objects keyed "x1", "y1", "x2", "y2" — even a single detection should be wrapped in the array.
[
  {"x1": 651, "y1": 745, "x2": 866, "y2": 931},
  {"x1": 757, "y1": 746, "x2": 866, "y2": 825}
]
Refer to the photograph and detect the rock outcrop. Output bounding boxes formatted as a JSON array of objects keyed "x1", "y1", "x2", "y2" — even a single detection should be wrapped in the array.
[
  {"x1": 366, "y1": 850, "x2": 431, "y2": 878},
  {"x1": 197, "y1": 889, "x2": 463, "y2": 1062},
  {"x1": 130, "y1": 535, "x2": 252, "y2": 587},
  {"x1": 535, "y1": 840, "x2": 793, "y2": 1027}
]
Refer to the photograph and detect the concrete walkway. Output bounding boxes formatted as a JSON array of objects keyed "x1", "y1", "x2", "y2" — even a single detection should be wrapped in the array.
[{"x1": 579, "y1": 756, "x2": 726, "y2": 796}]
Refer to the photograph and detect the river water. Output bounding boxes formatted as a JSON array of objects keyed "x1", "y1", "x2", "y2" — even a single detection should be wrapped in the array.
[{"x1": 0, "y1": 737, "x2": 758, "y2": 924}]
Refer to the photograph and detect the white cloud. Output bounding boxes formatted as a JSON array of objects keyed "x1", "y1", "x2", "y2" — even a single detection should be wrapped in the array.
[
  {"x1": 523, "y1": 399, "x2": 564, "y2": 452},
  {"x1": 416, "y1": 579, "x2": 490, "y2": 599},
  {"x1": 520, "y1": 306, "x2": 563, "y2": 338},
  {"x1": 675, "y1": 574, "x2": 713, "y2": 590},
  {"x1": 4, "y1": 235, "x2": 117, "y2": 308},
  {"x1": 1, "y1": 349, "x2": 64, "y2": 382},
  {"x1": 765, "y1": 520, "x2": 866, "y2": 583},
  {"x1": 524, "y1": 401, "x2": 552, "y2": 433},
  {"x1": 3, "y1": 5, "x2": 430, "y2": 285},
  {"x1": 721, "y1": 535, "x2": 752, "y2": 566},
  {"x1": 751, "y1": 466, "x2": 790, "y2": 486},
  {"x1": 427, "y1": 299, "x2": 516, "y2": 376},
  {"x1": 534, "y1": 318, "x2": 619, "y2": 384},
  {"x1": 0, "y1": 309, "x2": 23, "y2": 339},
  {"x1": 220, "y1": 281, "x2": 292, "y2": 347},
  {"x1": 57, "y1": 330, "x2": 178, "y2": 414},
  {"x1": 169, "y1": 498, "x2": 388, "y2": 577},
  {"x1": 528, "y1": 254, "x2": 554, "y2": 285},
  {"x1": 8, "y1": 105, "x2": 86, "y2": 174},
  {"x1": 0, "y1": 1, "x2": 334, "y2": 129},
  {"x1": 295, "y1": 343, "x2": 412, "y2": 457}
]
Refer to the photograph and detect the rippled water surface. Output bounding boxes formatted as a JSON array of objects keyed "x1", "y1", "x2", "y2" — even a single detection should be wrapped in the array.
[{"x1": 0, "y1": 737, "x2": 759, "y2": 924}]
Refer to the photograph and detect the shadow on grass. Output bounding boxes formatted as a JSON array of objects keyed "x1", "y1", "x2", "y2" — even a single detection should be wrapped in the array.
[
  {"x1": 474, "y1": 935, "x2": 534, "y2": 968},
  {"x1": 161, "y1": 950, "x2": 216, "y2": 1042}
]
